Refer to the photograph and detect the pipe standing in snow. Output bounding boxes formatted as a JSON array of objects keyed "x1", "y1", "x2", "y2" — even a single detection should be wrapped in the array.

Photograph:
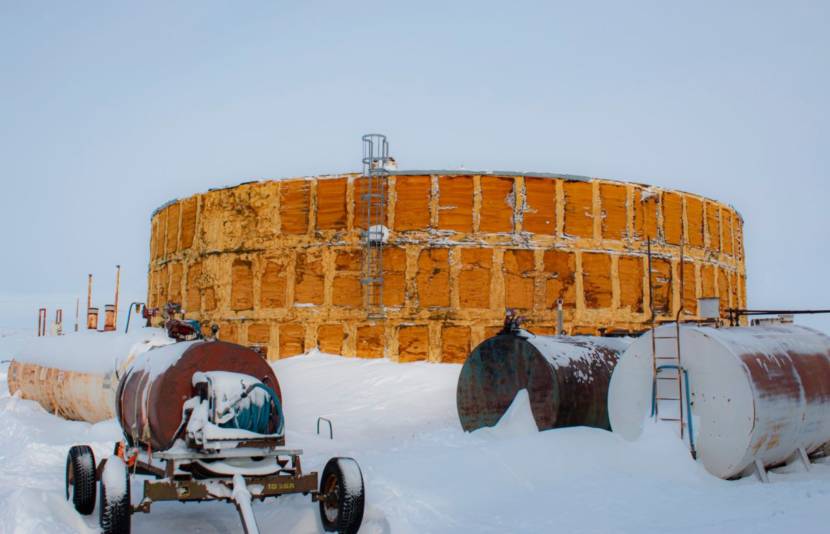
[
  {"x1": 457, "y1": 330, "x2": 631, "y2": 432},
  {"x1": 608, "y1": 324, "x2": 830, "y2": 479}
]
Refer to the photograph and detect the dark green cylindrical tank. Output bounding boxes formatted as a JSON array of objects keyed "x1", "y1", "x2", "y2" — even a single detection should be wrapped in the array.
[{"x1": 456, "y1": 330, "x2": 631, "y2": 432}]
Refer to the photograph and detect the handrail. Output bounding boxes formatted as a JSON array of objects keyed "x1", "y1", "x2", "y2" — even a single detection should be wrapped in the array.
[
  {"x1": 316, "y1": 417, "x2": 333, "y2": 440},
  {"x1": 124, "y1": 302, "x2": 145, "y2": 334},
  {"x1": 651, "y1": 363, "x2": 697, "y2": 459}
]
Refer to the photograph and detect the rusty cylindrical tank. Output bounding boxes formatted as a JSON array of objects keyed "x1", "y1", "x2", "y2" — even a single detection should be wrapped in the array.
[
  {"x1": 7, "y1": 363, "x2": 115, "y2": 422},
  {"x1": 117, "y1": 340, "x2": 282, "y2": 451},
  {"x1": 456, "y1": 330, "x2": 631, "y2": 432},
  {"x1": 608, "y1": 324, "x2": 830, "y2": 479},
  {"x1": 7, "y1": 329, "x2": 174, "y2": 423}
]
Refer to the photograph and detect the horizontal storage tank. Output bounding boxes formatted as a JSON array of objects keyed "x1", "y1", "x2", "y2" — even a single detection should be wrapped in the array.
[
  {"x1": 7, "y1": 362, "x2": 115, "y2": 422},
  {"x1": 608, "y1": 324, "x2": 830, "y2": 478},
  {"x1": 149, "y1": 171, "x2": 746, "y2": 362},
  {"x1": 6, "y1": 329, "x2": 174, "y2": 422},
  {"x1": 457, "y1": 330, "x2": 631, "y2": 432},
  {"x1": 117, "y1": 340, "x2": 281, "y2": 451}
]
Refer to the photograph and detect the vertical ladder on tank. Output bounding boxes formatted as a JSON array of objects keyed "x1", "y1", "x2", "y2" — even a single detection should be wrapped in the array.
[
  {"x1": 360, "y1": 134, "x2": 390, "y2": 319},
  {"x1": 648, "y1": 240, "x2": 697, "y2": 458}
]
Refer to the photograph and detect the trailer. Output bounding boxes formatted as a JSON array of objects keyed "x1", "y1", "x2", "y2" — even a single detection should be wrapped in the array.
[{"x1": 63, "y1": 339, "x2": 365, "y2": 534}]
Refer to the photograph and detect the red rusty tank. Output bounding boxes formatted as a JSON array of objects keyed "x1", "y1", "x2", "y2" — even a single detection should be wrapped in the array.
[
  {"x1": 457, "y1": 330, "x2": 631, "y2": 432},
  {"x1": 116, "y1": 340, "x2": 281, "y2": 451}
]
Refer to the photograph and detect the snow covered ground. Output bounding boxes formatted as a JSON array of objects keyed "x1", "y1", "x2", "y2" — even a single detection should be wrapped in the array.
[{"x1": 1, "y1": 331, "x2": 830, "y2": 533}]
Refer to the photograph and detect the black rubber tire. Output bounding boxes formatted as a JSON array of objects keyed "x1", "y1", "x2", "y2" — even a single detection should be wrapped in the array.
[
  {"x1": 319, "y1": 457, "x2": 365, "y2": 534},
  {"x1": 99, "y1": 457, "x2": 131, "y2": 534},
  {"x1": 65, "y1": 445, "x2": 96, "y2": 515}
]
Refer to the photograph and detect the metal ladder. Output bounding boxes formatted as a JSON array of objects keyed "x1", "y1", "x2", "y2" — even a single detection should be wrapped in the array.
[
  {"x1": 360, "y1": 134, "x2": 390, "y2": 319},
  {"x1": 647, "y1": 240, "x2": 697, "y2": 458}
]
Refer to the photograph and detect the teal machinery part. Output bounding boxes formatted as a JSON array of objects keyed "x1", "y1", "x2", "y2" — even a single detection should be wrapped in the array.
[
  {"x1": 218, "y1": 382, "x2": 285, "y2": 436},
  {"x1": 651, "y1": 364, "x2": 696, "y2": 457}
]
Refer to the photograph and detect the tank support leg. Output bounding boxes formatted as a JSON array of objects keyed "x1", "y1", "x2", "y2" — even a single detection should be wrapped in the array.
[
  {"x1": 232, "y1": 474, "x2": 260, "y2": 534},
  {"x1": 754, "y1": 459, "x2": 769, "y2": 483},
  {"x1": 798, "y1": 448, "x2": 811, "y2": 471}
]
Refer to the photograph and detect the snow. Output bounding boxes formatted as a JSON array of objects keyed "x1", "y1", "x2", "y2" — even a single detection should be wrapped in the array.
[
  {"x1": 336, "y1": 458, "x2": 364, "y2": 502},
  {"x1": 126, "y1": 339, "x2": 199, "y2": 380},
  {"x1": 2, "y1": 336, "x2": 830, "y2": 533},
  {"x1": 9, "y1": 327, "x2": 173, "y2": 374},
  {"x1": 187, "y1": 371, "x2": 282, "y2": 449},
  {"x1": 232, "y1": 473, "x2": 259, "y2": 533},
  {"x1": 366, "y1": 225, "x2": 389, "y2": 244},
  {"x1": 520, "y1": 331, "x2": 632, "y2": 367},
  {"x1": 101, "y1": 456, "x2": 127, "y2": 502},
  {"x1": 473, "y1": 389, "x2": 539, "y2": 437}
]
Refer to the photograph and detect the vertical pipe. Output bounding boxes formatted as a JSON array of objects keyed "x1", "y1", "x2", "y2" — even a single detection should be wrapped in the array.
[
  {"x1": 37, "y1": 308, "x2": 47, "y2": 336},
  {"x1": 87, "y1": 273, "x2": 98, "y2": 330},
  {"x1": 113, "y1": 265, "x2": 121, "y2": 329},
  {"x1": 647, "y1": 239, "x2": 657, "y2": 384},
  {"x1": 676, "y1": 243, "x2": 685, "y2": 440},
  {"x1": 556, "y1": 299, "x2": 564, "y2": 336},
  {"x1": 74, "y1": 297, "x2": 79, "y2": 332}
]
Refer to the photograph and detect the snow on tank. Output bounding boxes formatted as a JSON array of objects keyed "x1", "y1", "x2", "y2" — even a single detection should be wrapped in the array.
[{"x1": 608, "y1": 323, "x2": 830, "y2": 479}]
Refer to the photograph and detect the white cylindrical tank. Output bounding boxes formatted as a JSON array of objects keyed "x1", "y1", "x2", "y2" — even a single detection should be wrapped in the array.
[{"x1": 608, "y1": 324, "x2": 830, "y2": 479}]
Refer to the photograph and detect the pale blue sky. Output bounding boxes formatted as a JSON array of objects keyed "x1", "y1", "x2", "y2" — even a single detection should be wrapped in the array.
[{"x1": 1, "y1": 1, "x2": 828, "y2": 331}]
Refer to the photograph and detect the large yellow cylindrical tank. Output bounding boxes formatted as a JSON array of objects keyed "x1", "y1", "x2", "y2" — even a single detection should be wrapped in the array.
[{"x1": 147, "y1": 171, "x2": 746, "y2": 363}]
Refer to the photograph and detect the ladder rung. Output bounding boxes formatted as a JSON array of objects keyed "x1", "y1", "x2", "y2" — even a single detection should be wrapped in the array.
[
  {"x1": 659, "y1": 417, "x2": 682, "y2": 422},
  {"x1": 656, "y1": 396, "x2": 681, "y2": 401},
  {"x1": 652, "y1": 335, "x2": 678, "y2": 339},
  {"x1": 656, "y1": 377, "x2": 678, "y2": 381},
  {"x1": 655, "y1": 357, "x2": 679, "y2": 360}
]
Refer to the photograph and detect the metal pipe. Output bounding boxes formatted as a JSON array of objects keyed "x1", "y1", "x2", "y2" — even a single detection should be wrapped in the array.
[
  {"x1": 232, "y1": 474, "x2": 260, "y2": 534},
  {"x1": 726, "y1": 308, "x2": 830, "y2": 326},
  {"x1": 74, "y1": 297, "x2": 79, "y2": 332},
  {"x1": 727, "y1": 308, "x2": 830, "y2": 315},
  {"x1": 37, "y1": 308, "x2": 47, "y2": 337},
  {"x1": 125, "y1": 302, "x2": 144, "y2": 334},
  {"x1": 651, "y1": 364, "x2": 696, "y2": 459},
  {"x1": 87, "y1": 274, "x2": 92, "y2": 312},
  {"x1": 113, "y1": 265, "x2": 121, "y2": 328}
]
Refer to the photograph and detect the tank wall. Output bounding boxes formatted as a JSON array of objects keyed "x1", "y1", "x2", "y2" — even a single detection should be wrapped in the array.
[{"x1": 148, "y1": 174, "x2": 746, "y2": 362}]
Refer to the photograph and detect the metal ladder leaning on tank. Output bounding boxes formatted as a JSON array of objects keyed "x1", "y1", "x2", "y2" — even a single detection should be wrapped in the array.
[{"x1": 647, "y1": 240, "x2": 697, "y2": 459}]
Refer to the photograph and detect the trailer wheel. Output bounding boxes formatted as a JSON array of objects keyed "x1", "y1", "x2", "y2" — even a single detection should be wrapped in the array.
[
  {"x1": 100, "y1": 456, "x2": 131, "y2": 534},
  {"x1": 319, "y1": 457, "x2": 365, "y2": 534},
  {"x1": 65, "y1": 445, "x2": 96, "y2": 515}
]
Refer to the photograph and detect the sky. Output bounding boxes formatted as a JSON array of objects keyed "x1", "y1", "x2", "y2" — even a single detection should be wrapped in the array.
[{"x1": 0, "y1": 1, "x2": 828, "y2": 332}]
